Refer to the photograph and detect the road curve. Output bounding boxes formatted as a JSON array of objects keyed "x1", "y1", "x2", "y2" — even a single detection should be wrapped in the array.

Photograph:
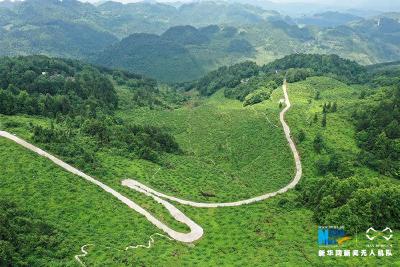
[
  {"x1": 122, "y1": 80, "x2": 302, "y2": 207},
  {"x1": 0, "y1": 81, "x2": 301, "y2": 243},
  {"x1": 0, "y1": 130, "x2": 203, "y2": 243}
]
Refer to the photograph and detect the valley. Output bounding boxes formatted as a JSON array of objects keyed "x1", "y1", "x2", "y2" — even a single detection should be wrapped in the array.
[{"x1": 1, "y1": 0, "x2": 400, "y2": 82}]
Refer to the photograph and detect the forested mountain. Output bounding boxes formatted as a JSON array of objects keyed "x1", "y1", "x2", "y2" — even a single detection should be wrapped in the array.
[
  {"x1": 191, "y1": 54, "x2": 367, "y2": 100},
  {"x1": 0, "y1": 0, "x2": 118, "y2": 58},
  {"x1": 92, "y1": 25, "x2": 258, "y2": 82},
  {"x1": 1, "y1": 0, "x2": 400, "y2": 82},
  {"x1": 95, "y1": 1, "x2": 282, "y2": 36},
  {"x1": 0, "y1": 0, "x2": 282, "y2": 37},
  {"x1": 93, "y1": 32, "x2": 203, "y2": 83},
  {"x1": 92, "y1": 13, "x2": 400, "y2": 82}
]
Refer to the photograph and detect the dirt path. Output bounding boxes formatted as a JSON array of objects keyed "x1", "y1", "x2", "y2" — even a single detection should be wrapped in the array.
[{"x1": 0, "y1": 81, "x2": 301, "y2": 243}]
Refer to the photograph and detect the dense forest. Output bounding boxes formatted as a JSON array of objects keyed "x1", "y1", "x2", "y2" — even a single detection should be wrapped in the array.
[
  {"x1": 194, "y1": 61, "x2": 260, "y2": 96},
  {"x1": 0, "y1": 56, "x2": 118, "y2": 118},
  {"x1": 353, "y1": 85, "x2": 400, "y2": 178},
  {"x1": 93, "y1": 33, "x2": 204, "y2": 83}
]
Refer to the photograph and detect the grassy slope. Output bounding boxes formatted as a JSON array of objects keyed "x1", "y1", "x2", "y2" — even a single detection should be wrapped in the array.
[
  {"x1": 0, "y1": 77, "x2": 399, "y2": 266},
  {"x1": 0, "y1": 137, "x2": 180, "y2": 266},
  {"x1": 116, "y1": 88, "x2": 293, "y2": 202}
]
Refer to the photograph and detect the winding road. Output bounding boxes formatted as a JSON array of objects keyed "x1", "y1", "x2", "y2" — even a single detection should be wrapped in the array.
[{"x1": 0, "y1": 81, "x2": 301, "y2": 243}]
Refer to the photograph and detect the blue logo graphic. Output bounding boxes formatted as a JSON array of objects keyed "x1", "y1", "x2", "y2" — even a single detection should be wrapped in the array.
[{"x1": 318, "y1": 226, "x2": 348, "y2": 245}]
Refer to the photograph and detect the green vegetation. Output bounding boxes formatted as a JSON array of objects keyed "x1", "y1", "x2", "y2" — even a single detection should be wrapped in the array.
[
  {"x1": 262, "y1": 54, "x2": 367, "y2": 83},
  {"x1": 93, "y1": 33, "x2": 203, "y2": 83},
  {"x1": 0, "y1": 55, "x2": 183, "y2": 172},
  {"x1": 283, "y1": 75, "x2": 400, "y2": 239},
  {"x1": 295, "y1": 11, "x2": 362, "y2": 27},
  {"x1": 116, "y1": 89, "x2": 294, "y2": 201},
  {"x1": 0, "y1": 55, "x2": 117, "y2": 117},
  {"x1": 227, "y1": 39, "x2": 254, "y2": 54},
  {"x1": 0, "y1": 134, "x2": 185, "y2": 266},
  {"x1": 0, "y1": 200, "x2": 63, "y2": 266},
  {"x1": 224, "y1": 73, "x2": 281, "y2": 102},
  {"x1": 301, "y1": 175, "x2": 400, "y2": 234},
  {"x1": 195, "y1": 54, "x2": 368, "y2": 106},
  {"x1": 32, "y1": 118, "x2": 181, "y2": 167},
  {"x1": 1, "y1": 53, "x2": 400, "y2": 266},
  {"x1": 194, "y1": 61, "x2": 260, "y2": 96},
  {"x1": 243, "y1": 88, "x2": 271, "y2": 107},
  {"x1": 353, "y1": 85, "x2": 400, "y2": 178},
  {"x1": 1, "y1": 0, "x2": 400, "y2": 83}
]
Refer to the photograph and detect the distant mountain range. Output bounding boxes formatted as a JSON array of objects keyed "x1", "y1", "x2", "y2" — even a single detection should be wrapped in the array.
[
  {"x1": 295, "y1": 11, "x2": 362, "y2": 27},
  {"x1": 1, "y1": 0, "x2": 400, "y2": 82}
]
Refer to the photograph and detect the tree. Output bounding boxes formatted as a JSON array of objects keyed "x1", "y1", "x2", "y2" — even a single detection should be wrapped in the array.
[
  {"x1": 322, "y1": 103, "x2": 328, "y2": 113},
  {"x1": 313, "y1": 113, "x2": 318, "y2": 123},
  {"x1": 313, "y1": 133, "x2": 325, "y2": 153},
  {"x1": 315, "y1": 91, "x2": 321, "y2": 100},
  {"x1": 0, "y1": 56, "x2": 119, "y2": 118},
  {"x1": 322, "y1": 113, "x2": 327, "y2": 127},
  {"x1": 301, "y1": 177, "x2": 400, "y2": 235},
  {"x1": 297, "y1": 129, "x2": 306, "y2": 143},
  {"x1": 331, "y1": 102, "x2": 337, "y2": 112}
]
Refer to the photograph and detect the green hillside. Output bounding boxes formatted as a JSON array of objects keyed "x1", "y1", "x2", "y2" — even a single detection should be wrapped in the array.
[{"x1": 0, "y1": 54, "x2": 399, "y2": 266}]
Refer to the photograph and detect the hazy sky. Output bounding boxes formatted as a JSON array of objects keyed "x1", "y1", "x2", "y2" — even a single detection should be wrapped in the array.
[
  {"x1": 76, "y1": 0, "x2": 389, "y2": 3},
  {"x1": 1, "y1": 0, "x2": 399, "y2": 11},
  {"x1": 77, "y1": 0, "x2": 400, "y2": 10}
]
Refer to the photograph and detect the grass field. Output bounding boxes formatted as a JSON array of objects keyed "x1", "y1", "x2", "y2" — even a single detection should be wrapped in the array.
[{"x1": 0, "y1": 77, "x2": 399, "y2": 266}]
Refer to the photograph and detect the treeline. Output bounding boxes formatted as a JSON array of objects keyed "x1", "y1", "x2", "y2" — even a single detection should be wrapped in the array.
[
  {"x1": 30, "y1": 116, "x2": 181, "y2": 172},
  {"x1": 353, "y1": 85, "x2": 400, "y2": 178},
  {"x1": 367, "y1": 61, "x2": 400, "y2": 86},
  {"x1": 194, "y1": 61, "x2": 259, "y2": 96},
  {"x1": 0, "y1": 199, "x2": 64, "y2": 266},
  {"x1": 0, "y1": 56, "x2": 118, "y2": 118},
  {"x1": 224, "y1": 72, "x2": 281, "y2": 101},
  {"x1": 193, "y1": 54, "x2": 368, "y2": 105},
  {"x1": 262, "y1": 54, "x2": 367, "y2": 84}
]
